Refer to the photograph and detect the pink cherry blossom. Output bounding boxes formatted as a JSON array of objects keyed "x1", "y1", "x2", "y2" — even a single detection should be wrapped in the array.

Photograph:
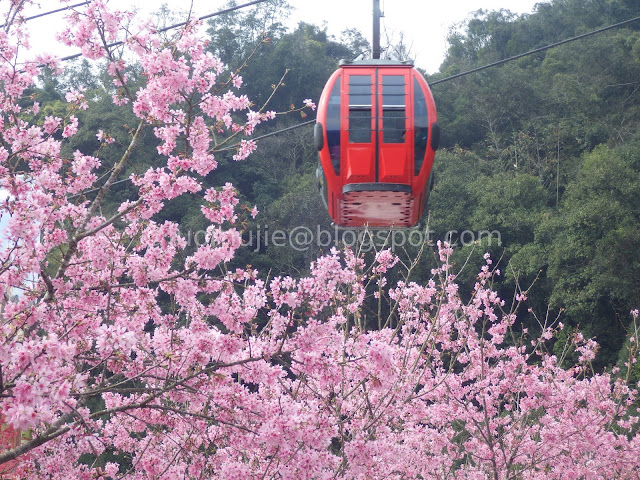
[
  {"x1": 61, "y1": 115, "x2": 78, "y2": 138},
  {"x1": 0, "y1": 2, "x2": 639, "y2": 480}
]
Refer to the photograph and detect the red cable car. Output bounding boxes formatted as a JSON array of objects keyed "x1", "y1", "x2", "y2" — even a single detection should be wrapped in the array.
[{"x1": 315, "y1": 59, "x2": 439, "y2": 228}]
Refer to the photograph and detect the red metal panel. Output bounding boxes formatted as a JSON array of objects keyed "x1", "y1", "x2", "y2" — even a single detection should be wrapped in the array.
[
  {"x1": 378, "y1": 144, "x2": 408, "y2": 182},
  {"x1": 346, "y1": 146, "x2": 375, "y2": 182}
]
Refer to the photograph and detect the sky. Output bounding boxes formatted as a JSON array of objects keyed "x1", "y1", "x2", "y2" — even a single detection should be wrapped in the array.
[
  {"x1": 288, "y1": 0, "x2": 543, "y2": 72},
  {"x1": 21, "y1": 0, "x2": 545, "y2": 73}
]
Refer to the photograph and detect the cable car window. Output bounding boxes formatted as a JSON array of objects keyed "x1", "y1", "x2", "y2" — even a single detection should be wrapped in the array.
[
  {"x1": 350, "y1": 110, "x2": 372, "y2": 143},
  {"x1": 382, "y1": 75, "x2": 405, "y2": 107},
  {"x1": 413, "y1": 78, "x2": 429, "y2": 174},
  {"x1": 327, "y1": 76, "x2": 341, "y2": 172},
  {"x1": 349, "y1": 75, "x2": 373, "y2": 106},
  {"x1": 382, "y1": 75, "x2": 406, "y2": 143},
  {"x1": 383, "y1": 111, "x2": 405, "y2": 143},
  {"x1": 349, "y1": 75, "x2": 372, "y2": 143}
]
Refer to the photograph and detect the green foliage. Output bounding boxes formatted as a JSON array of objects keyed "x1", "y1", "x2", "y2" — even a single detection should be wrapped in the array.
[
  {"x1": 428, "y1": 148, "x2": 482, "y2": 236},
  {"x1": 206, "y1": 0, "x2": 293, "y2": 65},
  {"x1": 547, "y1": 145, "x2": 640, "y2": 315},
  {"x1": 470, "y1": 172, "x2": 548, "y2": 253},
  {"x1": 617, "y1": 332, "x2": 640, "y2": 387},
  {"x1": 507, "y1": 144, "x2": 640, "y2": 366},
  {"x1": 553, "y1": 325, "x2": 580, "y2": 368}
]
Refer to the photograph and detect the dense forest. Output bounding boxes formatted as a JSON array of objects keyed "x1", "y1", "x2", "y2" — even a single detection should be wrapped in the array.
[{"x1": 41, "y1": 0, "x2": 640, "y2": 371}]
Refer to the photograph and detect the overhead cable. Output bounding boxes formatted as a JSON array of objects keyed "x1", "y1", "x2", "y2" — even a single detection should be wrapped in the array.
[
  {"x1": 0, "y1": 1, "x2": 91, "y2": 29},
  {"x1": 216, "y1": 120, "x2": 316, "y2": 152},
  {"x1": 68, "y1": 120, "x2": 317, "y2": 199},
  {"x1": 430, "y1": 15, "x2": 640, "y2": 86}
]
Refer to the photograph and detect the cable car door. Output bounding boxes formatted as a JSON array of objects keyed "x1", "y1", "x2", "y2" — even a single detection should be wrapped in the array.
[
  {"x1": 344, "y1": 71, "x2": 376, "y2": 183},
  {"x1": 377, "y1": 71, "x2": 410, "y2": 184},
  {"x1": 343, "y1": 68, "x2": 411, "y2": 185}
]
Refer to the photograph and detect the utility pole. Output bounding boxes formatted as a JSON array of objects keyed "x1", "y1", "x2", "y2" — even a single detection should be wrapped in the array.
[{"x1": 373, "y1": 0, "x2": 381, "y2": 59}]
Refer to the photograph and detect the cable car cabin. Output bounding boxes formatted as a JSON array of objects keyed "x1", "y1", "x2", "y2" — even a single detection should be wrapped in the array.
[{"x1": 315, "y1": 59, "x2": 439, "y2": 228}]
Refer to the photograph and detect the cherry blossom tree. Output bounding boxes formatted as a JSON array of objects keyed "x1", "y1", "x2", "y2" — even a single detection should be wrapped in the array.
[{"x1": 1, "y1": 1, "x2": 639, "y2": 479}]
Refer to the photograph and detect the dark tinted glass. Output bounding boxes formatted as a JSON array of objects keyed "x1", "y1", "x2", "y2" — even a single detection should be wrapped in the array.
[
  {"x1": 413, "y1": 78, "x2": 429, "y2": 175},
  {"x1": 349, "y1": 75, "x2": 372, "y2": 107},
  {"x1": 382, "y1": 75, "x2": 406, "y2": 107},
  {"x1": 327, "y1": 77, "x2": 341, "y2": 172},
  {"x1": 348, "y1": 75, "x2": 372, "y2": 143},
  {"x1": 383, "y1": 110, "x2": 406, "y2": 143},
  {"x1": 349, "y1": 109, "x2": 372, "y2": 143},
  {"x1": 382, "y1": 76, "x2": 406, "y2": 143},
  {"x1": 350, "y1": 76, "x2": 372, "y2": 85}
]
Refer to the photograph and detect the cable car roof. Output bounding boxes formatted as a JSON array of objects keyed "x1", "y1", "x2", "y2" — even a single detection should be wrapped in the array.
[{"x1": 339, "y1": 59, "x2": 415, "y2": 67}]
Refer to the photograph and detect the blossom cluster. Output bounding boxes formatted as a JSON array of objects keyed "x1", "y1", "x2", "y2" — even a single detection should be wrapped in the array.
[{"x1": 0, "y1": 2, "x2": 639, "y2": 480}]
